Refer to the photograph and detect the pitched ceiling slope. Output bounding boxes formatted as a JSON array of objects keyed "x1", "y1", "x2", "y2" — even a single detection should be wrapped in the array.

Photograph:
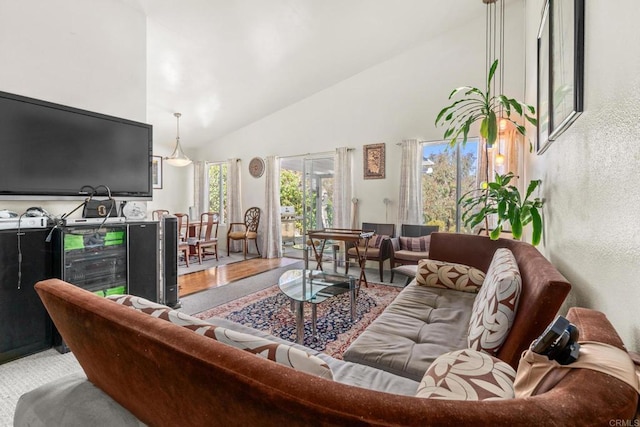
[{"x1": 126, "y1": 0, "x2": 492, "y2": 148}]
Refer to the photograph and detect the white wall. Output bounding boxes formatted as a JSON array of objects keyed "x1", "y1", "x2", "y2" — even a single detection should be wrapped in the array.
[
  {"x1": 0, "y1": 0, "x2": 147, "y2": 217},
  {"x1": 198, "y1": 2, "x2": 526, "y2": 228},
  {"x1": 524, "y1": 0, "x2": 640, "y2": 351}
]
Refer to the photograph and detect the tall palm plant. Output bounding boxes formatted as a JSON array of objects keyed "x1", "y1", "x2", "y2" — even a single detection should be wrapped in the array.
[{"x1": 435, "y1": 59, "x2": 537, "y2": 151}]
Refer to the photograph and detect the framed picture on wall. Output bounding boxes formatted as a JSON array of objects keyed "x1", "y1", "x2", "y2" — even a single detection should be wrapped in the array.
[
  {"x1": 548, "y1": 0, "x2": 584, "y2": 141},
  {"x1": 537, "y1": 0, "x2": 551, "y2": 154},
  {"x1": 537, "y1": 0, "x2": 585, "y2": 154},
  {"x1": 152, "y1": 156, "x2": 163, "y2": 189},
  {"x1": 363, "y1": 143, "x2": 386, "y2": 179}
]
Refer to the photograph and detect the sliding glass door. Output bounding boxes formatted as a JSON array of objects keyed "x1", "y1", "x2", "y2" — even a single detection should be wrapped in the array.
[{"x1": 280, "y1": 155, "x2": 334, "y2": 249}]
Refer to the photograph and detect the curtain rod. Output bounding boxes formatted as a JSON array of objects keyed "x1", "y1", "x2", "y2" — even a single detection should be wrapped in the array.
[
  {"x1": 396, "y1": 139, "x2": 444, "y2": 146},
  {"x1": 278, "y1": 148, "x2": 354, "y2": 160}
]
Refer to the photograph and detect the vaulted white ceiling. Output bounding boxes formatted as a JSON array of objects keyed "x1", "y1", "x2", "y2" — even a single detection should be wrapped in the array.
[{"x1": 125, "y1": 0, "x2": 492, "y2": 150}]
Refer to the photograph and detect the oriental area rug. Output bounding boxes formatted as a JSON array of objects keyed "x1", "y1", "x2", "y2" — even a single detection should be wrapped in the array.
[{"x1": 194, "y1": 283, "x2": 401, "y2": 359}]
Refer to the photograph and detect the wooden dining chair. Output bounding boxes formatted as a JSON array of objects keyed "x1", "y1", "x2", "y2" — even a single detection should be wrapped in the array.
[
  {"x1": 174, "y1": 213, "x2": 191, "y2": 267},
  {"x1": 227, "y1": 207, "x2": 261, "y2": 259},
  {"x1": 190, "y1": 212, "x2": 219, "y2": 264},
  {"x1": 174, "y1": 213, "x2": 189, "y2": 241},
  {"x1": 152, "y1": 209, "x2": 170, "y2": 221}
]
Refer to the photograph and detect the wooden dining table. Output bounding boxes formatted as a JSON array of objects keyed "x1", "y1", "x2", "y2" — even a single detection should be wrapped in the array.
[{"x1": 306, "y1": 228, "x2": 374, "y2": 287}]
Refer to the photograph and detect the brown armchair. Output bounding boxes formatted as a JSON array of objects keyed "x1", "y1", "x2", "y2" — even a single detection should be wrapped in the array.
[
  {"x1": 189, "y1": 212, "x2": 219, "y2": 264},
  {"x1": 345, "y1": 222, "x2": 395, "y2": 281},
  {"x1": 227, "y1": 207, "x2": 261, "y2": 259},
  {"x1": 389, "y1": 224, "x2": 439, "y2": 282}
]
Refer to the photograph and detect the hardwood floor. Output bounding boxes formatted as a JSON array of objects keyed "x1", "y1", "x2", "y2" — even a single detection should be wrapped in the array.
[{"x1": 178, "y1": 257, "x2": 301, "y2": 297}]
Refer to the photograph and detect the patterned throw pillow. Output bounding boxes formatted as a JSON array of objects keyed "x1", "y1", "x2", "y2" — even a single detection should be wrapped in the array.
[
  {"x1": 415, "y1": 259, "x2": 485, "y2": 293},
  {"x1": 467, "y1": 248, "x2": 522, "y2": 356},
  {"x1": 399, "y1": 235, "x2": 431, "y2": 251},
  {"x1": 107, "y1": 295, "x2": 333, "y2": 379},
  {"x1": 366, "y1": 234, "x2": 388, "y2": 248},
  {"x1": 415, "y1": 349, "x2": 516, "y2": 400}
]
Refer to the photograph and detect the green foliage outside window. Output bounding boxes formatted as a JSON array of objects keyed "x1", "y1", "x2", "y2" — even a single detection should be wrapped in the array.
[
  {"x1": 421, "y1": 148, "x2": 476, "y2": 233},
  {"x1": 208, "y1": 163, "x2": 227, "y2": 221}
]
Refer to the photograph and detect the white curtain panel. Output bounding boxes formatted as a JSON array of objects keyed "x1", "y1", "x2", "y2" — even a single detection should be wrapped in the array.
[
  {"x1": 262, "y1": 156, "x2": 282, "y2": 258},
  {"x1": 333, "y1": 147, "x2": 353, "y2": 229},
  {"x1": 193, "y1": 161, "x2": 209, "y2": 219},
  {"x1": 397, "y1": 139, "x2": 423, "y2": 228},
  {"x1": 227, "y1": 158, "x2": 242, "y2": 252}
]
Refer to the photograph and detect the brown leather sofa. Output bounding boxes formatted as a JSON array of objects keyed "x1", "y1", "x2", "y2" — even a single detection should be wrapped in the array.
[{"x1": 17, "y1": 278, "x2": 638, "y2": 426}]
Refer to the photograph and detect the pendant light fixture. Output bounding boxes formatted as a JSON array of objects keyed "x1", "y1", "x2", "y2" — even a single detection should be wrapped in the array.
[{"x1": 165, "y1": 112, "x2": 192, "y2": 167}]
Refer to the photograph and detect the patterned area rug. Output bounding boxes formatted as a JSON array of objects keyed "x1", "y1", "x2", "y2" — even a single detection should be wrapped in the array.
[{"x1": 194, "y1": 283, "x2": 401, "y2": 359}]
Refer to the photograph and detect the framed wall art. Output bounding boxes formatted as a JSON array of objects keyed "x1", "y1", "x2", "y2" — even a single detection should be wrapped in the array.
[
  {"x1": 548, "y1": 0, "x2": 584, "y2": 141},
  {"x1": 536, "y1": 1, "x2": 551, "y2": 153},
  {"x1": 363, "y1": 143, "x2": 386, "y2": 179},
  {"x1": 537, "y1": 0, "x2": 585, "y2": 154},
  {"x1": 152, "y1": 155, "x2": 163, "y2": 189}
]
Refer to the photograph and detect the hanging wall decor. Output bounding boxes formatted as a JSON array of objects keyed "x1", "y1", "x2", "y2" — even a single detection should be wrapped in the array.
[
  {"x1": 363, "y1": 143, "x2": 385, "y2": 179},
  {"x1": 152, "y1": 155, "x2": 163, "y2": 189},
  {"x1": 537, "y1": 0, "x2": 585, "y2": 153}
]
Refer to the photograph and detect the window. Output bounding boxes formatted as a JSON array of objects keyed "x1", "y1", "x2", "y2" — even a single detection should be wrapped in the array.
[
  {"x1": 207, "y1": 162, "x2": 227, "y2": 223},
  {"x1": 421, "y1": 139, "x2": 479, "y2": 233}
]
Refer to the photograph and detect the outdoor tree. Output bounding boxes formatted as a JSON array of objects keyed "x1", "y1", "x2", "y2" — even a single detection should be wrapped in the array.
[{"x1": 421, "y1": 150, "x2": 476, "y2": 232}]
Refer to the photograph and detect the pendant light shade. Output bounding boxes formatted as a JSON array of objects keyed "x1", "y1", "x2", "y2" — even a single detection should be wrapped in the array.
[{"x1": 165, "y1": 112, "x2": 192, "y2": 167}]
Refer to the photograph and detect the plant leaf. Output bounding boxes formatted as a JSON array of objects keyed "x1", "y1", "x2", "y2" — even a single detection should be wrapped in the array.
[
  {"x1": 487, "y1": 110, "x2": 497, "y2": 146},
  {"x1": 530, "y1": 208, "x2": 542, "y2": 246},
  {"x1": 511, "y1": 206, "x2": 522, "y2": 239}
]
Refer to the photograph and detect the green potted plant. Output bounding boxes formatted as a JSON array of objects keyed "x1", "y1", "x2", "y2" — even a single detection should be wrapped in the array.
[
  {"x1": 435, "y1": 59, "x2": 537, "y2": 151},
  {"x1": 435, "y1": 59, "x2": 543, "y2": 244},
  {"x1": 459, "y1": 172, "x2": 544, "y2": 245}
]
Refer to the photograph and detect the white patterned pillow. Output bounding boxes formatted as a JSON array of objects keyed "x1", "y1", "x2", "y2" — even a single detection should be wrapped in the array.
[
  {"x1": 108, "y1": 295, "x2": 333, "y2": 380},
  {"x1": 415, "y1": 259, "x2": 485, "y2": 293},
  {"x1": 416, "y1": 349, "x2": 516, "y2": 400},
  {"x1": 467, "y1": 248, "x2": 522, "y2": 355}
]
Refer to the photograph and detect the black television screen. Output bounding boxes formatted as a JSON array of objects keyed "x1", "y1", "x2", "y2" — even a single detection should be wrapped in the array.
[{"x1": 0, "y1": 91, "x2": 152, "y2": 199}]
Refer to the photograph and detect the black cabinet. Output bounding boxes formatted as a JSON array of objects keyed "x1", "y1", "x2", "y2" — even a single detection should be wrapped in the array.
[
  {"x1": 1, "y1": 221, "x2": 162, "y2": 362},
  {"x1": 0, "y1": 229, "x2": 52, "y2": 364}
]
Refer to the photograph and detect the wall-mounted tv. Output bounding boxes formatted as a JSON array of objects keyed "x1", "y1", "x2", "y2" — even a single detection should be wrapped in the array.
[{"x1": 0, "y1": 91, "x2": 152, "y2": 200}]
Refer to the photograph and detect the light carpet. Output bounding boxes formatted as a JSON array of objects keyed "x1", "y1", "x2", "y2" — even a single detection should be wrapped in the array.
[{"x1": 195, "y1": 282, "x2": 401, "y2": 359}]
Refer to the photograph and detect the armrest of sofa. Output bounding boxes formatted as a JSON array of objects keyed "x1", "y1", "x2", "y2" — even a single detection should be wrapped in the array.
[{"x1": 428, "y1": 232, "x2": 571, "y2": 369}]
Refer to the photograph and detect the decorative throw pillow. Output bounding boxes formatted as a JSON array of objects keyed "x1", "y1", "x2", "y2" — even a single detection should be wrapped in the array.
[
  {"x1": 415, "y1": 349, "x2": 516, "y2": 400},
  {"x1": 365, "y1": 234, "x2": 387, "y2": 248},
  {"x1": 415, "y1": 259, "x2": 485, "y2": 293},
  {"x1": 107, "y1": 295, "x2": 333, "y2": 379},
  {"x1": 399, "y1": 235, "x2": 431, "y2": 251},
  {"x1": 467, "y1": 248, "x2": 522, "y2": 356}
]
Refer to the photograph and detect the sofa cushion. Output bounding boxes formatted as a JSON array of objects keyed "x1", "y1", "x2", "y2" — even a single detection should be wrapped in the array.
[
  {"x1": 416, "y1": 349, "x2": 516, "y2": 400},
  {"x1": 393, "y1": 249, "x2": 429, "y2": 262},
  {"x1": 108, "y1": 295, "x2": 332, "y2": 379},
  {"x1": 416, "y1": 259, "x2": 485, "y2": 293},
  {"x1": 343, "y1": 282, "x2": 476, "y2": 381},
  {"x1": 399, "y1": 235, "x2": 431, "y2": 251},
  {"x1": 467, "y1": 248, "x2": 522, "y2": 356}
]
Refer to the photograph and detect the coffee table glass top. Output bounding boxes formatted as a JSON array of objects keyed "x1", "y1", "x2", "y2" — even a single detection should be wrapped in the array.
[{"x1": 278, "y1": 269, "x2": 354, "y2": 304}]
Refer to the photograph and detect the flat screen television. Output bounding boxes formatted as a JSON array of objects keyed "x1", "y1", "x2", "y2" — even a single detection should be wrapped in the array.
[{"x1": 0, "y1": 91, "x2": 153, "y2": 200}]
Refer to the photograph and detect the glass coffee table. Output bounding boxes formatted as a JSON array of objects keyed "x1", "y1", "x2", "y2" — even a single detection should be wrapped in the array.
[{"x1": 278, "y1": 269, "x2": 357, "y2": 344}]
